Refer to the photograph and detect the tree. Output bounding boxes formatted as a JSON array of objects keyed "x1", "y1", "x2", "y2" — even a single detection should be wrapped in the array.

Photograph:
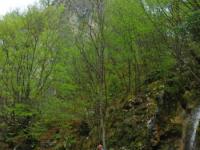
[
  {"x1": 0, "y1": 7, "x2": 64, "y2": 138},
  {"x1": 70, "y1": 0, "x2": 108, "y2": 148},
  {"x1": 0, "y1": 6, "x2": 62, "y2": 104}
]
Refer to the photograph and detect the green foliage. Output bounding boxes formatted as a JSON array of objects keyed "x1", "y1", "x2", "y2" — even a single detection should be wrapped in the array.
[
  {"x1": 187, "y1": 10, "x2": 200, "y2": 41},
  {"x1": 0, "y1": 0, "x2": 199, "y2": 149},
  {"x1": 4, "y1": 103, "x2": 37, "y2": 118}
]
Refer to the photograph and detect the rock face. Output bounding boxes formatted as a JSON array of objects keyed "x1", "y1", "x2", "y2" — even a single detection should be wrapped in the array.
[
  {"x1": 56, "y1": 0, "x2": 92, "y2": 17},
  {"x1": 55, "y1": 0, "x2": 93, "y2": 34},
  {"x1": 103, "y1": 96, "x2": 155, "y2": 150}
]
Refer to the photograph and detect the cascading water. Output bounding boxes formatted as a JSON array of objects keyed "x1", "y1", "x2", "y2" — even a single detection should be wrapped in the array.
[{"x1": 185, "y1": 106, "x2": 200, "y2": 150}]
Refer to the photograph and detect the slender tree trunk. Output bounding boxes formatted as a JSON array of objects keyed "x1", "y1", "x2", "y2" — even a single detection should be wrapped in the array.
[
  {"x1": 128, "y1": 58, "x2": 132, "y2": 96},
  {"x1": 97, "y1": 0, "x2": 107, "y2": 148},
  {"x1": 99, "y1": 44, "x2": 106, "y2": 149},
  {"x1": 99, "y1": 91, "x2": 106, "y2": 149}
]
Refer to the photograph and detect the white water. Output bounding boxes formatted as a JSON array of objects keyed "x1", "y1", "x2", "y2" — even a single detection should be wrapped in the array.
[{"x1": 189, "y1": 106, "x2": 200, "y2": 150}]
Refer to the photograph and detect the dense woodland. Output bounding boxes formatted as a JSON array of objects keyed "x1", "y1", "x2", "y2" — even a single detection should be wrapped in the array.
[{"x1": 0, "y1": 0, "x2": 200, "y2": 149}]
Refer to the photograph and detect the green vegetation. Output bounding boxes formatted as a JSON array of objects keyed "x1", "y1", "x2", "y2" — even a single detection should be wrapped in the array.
[{"x1": 0, "y1": 0, "x2": 200, "y2": 149}]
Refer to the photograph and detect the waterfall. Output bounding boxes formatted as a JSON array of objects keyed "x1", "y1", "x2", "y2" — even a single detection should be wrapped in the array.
[
  {"x1": 13, "y1": 145, "x2": 18, "y2": 150},
  {"x1": 185, "y1": 106, "x2": 200, "y2": 150}
]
